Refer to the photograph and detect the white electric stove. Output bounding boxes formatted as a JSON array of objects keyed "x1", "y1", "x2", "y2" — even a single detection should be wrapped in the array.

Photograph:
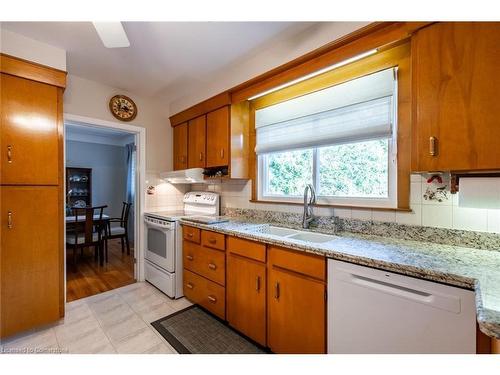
[{"x1": 144, "y1": 191, "x2": 220, "y2": 298}]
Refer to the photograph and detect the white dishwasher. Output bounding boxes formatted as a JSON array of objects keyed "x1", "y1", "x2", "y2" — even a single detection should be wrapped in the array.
[{"x1": 328, "y1": 259, "x2": 476, "y2": 354}]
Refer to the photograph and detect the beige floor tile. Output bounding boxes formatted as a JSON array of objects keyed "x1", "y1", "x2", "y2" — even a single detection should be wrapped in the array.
[
  {"x1": 103, "y1": 314, "x2": 148, "y2": 343},
  {"x1": 143, "y1": 342, "x2": 176, "y2": 354},
  {"x1": 113, "y1": 326, "x2": 163, "y2": 354},
  {"x1": 1, "y1": 327, "x2": 60, "y2": 354}
]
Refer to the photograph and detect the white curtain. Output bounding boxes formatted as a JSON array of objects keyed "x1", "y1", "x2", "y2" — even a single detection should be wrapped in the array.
[{"x1": 255, "y1": 68, "x2": 396, "y2": 154}]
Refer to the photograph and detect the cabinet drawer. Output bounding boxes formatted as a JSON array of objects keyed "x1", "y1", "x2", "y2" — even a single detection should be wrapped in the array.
[
  {"x1": 183, "y1": 269, "x2": 226, "y2": 320},
  {"x1": 183, "y1": 241, "x2": 225, "y2": 286},
  {"x1": 183, "y1": 225, "x2": 200, "y2": 244},
  {"x1": 268, "y1": 246, "x2": 325, "y2": 281},
  {"x1": 227, "y1": 236, "x2": 266, "y2": 263},
  {"x1": 201, "y1": 230, "x2": 225, "y2": 251}
]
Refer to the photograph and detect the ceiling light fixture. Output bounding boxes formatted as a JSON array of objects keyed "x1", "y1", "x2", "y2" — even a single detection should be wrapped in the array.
[
  {"x1": 247, "y1": 49, "x2": 378, "y2": 101},
  {"x1": 92, "y1": 22, "x2": 130, "y2": 48}
]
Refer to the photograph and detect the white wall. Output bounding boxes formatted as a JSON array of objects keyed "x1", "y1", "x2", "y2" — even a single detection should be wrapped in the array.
[
  {"x1": 64, "y1": 74, "x2": 172, "y2": 174},
  {"x1": 0, "y1": 27, "x2": 66, "y2": 70},
  {"x1": 193, "y1": 174, "x2": 500, "y2": 234},
  {"x1": 169, "y1": 22, "x2": 369, "y2": 115}
]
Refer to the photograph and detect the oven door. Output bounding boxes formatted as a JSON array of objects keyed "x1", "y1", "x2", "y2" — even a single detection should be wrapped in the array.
[{"x1": 145, "y1": 221, "x2": 175, "y2": 273}]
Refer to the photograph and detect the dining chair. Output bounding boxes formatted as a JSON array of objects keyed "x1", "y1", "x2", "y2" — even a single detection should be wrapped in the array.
[
  {"x1": 66, "y1": 205, "x2": 108, "y2": 269},
  {"x1": 105, "y1": 202, "x2": 132, "y2": 256}
]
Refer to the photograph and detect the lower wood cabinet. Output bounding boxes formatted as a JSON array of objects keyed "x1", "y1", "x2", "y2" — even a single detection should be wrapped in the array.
[
  {"x1": 267, "y1": 267, "x2": 326, "y2": 353},
  {"x1": 183, "y1": 269, "x2": 225, "y2": 320},
  {"x1": 1, "y1": 186, "x2": 62, "y2": 338},
  {"x1": 227, "y1": 253, "x2": 267, "y2": 346},
  {"x1": 181, "y1": 227, "x2": 327, "y2": 353}
]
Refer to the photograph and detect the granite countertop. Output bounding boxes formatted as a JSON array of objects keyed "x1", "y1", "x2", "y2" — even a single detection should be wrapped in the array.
[{"x1": 180, "y1": 217, "x2": 500, "y2": 339}]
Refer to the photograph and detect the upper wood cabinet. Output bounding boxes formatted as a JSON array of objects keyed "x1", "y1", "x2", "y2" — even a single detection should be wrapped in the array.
[
  {"x1": 206, "y1": 106, "x2": 230, "y2": 168},
  {"x1": 412, "y1": 22, "x2": 500, "y2": 172},
  {"x1": 187, "y1": 115, "x2": 206, "y2": 168},
  {"x1": 173, "y1": 122, "x2": 188, "y2": 170},
  {"x1": 0, "y1": 73, "x2": 61, "y2": 185},
  {"x1": 1, "y1": 186, "x2": 61, "y2": 338}
]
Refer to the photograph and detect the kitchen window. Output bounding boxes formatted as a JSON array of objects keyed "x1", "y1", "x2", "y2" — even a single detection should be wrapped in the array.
[{"x1": 256, "y1": 68, "x2": 398, "y2": 208}]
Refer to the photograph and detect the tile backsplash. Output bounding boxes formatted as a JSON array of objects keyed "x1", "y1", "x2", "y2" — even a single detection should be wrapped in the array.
[
  {"x1": 145, "y1": 170, "x2": 188, "y2": 212},
  {"x1": 147, "y1": 171, "x2": 500, "y2": 234},
  {"x1": 190, "y1": 174, "x2": 500, "y2": 234}
]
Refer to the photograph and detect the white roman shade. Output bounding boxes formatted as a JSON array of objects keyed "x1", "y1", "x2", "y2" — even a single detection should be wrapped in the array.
[{"x1": 255, "y1": 68, "x2": 397, "y2": 154}]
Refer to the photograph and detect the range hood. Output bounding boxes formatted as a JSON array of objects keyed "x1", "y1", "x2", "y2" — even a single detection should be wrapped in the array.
[{"x1": 160, "y1": 168, "x2": 206, "y2": 184}]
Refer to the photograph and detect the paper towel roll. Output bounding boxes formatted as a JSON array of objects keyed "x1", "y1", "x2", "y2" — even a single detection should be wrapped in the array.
[{"x1": 459, "y1": 177, "x2": 500, "y2": 209}]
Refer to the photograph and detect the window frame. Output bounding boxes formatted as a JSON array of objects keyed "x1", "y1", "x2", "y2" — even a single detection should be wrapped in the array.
[
  {"x1": 258, "y1": 137, "x2": 398, "y2": 208},
  {"x1": 249, "y1": 42, "x2": 412, "y2": 211}
]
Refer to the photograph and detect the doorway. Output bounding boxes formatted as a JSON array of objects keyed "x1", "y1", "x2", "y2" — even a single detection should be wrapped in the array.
[{"x1": 63, "y1": 114, "x2": 146, "y2": 302}]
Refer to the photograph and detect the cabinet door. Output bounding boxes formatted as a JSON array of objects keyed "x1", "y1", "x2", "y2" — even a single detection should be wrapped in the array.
[
  {"x1": 206, "y1": 106, "x2": 229, "y2": 168},
  {"x1": 268, "y1": 267, "x2": 326, "y2": 353},
  {"x1": 187, "y1": 115, "x2": 206, "y2": 168},
  {"x1": 227, "y1": 254, "x2": 266, "y2": 346},
  {"x1": 0, "y1": 73, "x2": 60, "y2": 185},
  {"x1": 173, "y1": 122, "x2": 188, "y2": 170},
  {"x1": 1, "y1": 186, "x2": 61, "y2": 338},
  {"x1": 412, "y1": 22, "x2": 500, "y2": 172}
]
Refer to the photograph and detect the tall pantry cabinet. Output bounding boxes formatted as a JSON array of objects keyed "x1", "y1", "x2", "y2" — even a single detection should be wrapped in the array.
[{"x1": 0, "y1": 54, "x2": 66, "y2": 338}]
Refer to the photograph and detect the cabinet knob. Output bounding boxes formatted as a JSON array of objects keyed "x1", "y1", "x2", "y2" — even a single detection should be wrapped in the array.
[
  {"x1": 7, "y1": 211, "x2": 13, "y2": 229},
  {"x1": 208, "y1": 237, "x2": 216, "y2": 244},
  {"x1": 186, "y1": 282, "x2": 194, "y2": 289},
  {"x1": 429, "y1": 136, "x2": 438, "y2": 156},
  {"x1": 199, "y1": 152, "x2": 203, "y2": 161},
  {"x1": 186, "y1": 255, "x2": 194, "y2": 261},
  {"x1": 187, "y1": 233, "x2": 193, "y2": 237},
  {"x1": 220, "y1": 148, "x2": 224, "y2": 159},
  {"x1": 208, "y1": 263, "x2": 217, "y2": 270},
  {"x1": 207, "y1": 295, "x2": 217, "y2": 303},
  {"x1": 274, "y1": 282, "x2": 280, "y2": 300},
  {"x1": 7, "y1": 145, "x2": 13, "y2": 163}
]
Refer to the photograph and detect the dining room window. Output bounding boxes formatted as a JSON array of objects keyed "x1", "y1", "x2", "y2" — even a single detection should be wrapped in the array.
[{"x1": 256, "y1": 68, "x2": 398, "y2": 208}]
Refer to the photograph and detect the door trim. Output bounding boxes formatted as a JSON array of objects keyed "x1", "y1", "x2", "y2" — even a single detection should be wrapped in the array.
[{"x1": 62, "y1": 113, "x2": 147, "y2": 303}]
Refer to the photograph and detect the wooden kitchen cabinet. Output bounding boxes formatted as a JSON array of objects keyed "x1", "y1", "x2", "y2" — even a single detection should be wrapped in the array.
[
  {"x1": 183, "y1": 269, "x2": 226, "y2": 320},
  {"x1": 0, "y1": 73, "x2": 61, "y2": 185},
  {"x1": 1, "y1": 186, "x2": 62, "y2": 337},
  {"x1": 173, "y1": 122, "x2": 188, "y2": 170},
  {"x1": 267, "y1": 246, "x2": 326, "y2": 353},
  {"x1": 187, "y1": 115, "x2": 206, "y2": 168},
  {"x1": 227, "y1": 246, "x2": 267, "y2": 346},
  {"x1": 206, "y1": 106, "x2": 230, "y2": 168},
  {"x1": 412, "y1": 22, "x2": 500, "y2": 172}
]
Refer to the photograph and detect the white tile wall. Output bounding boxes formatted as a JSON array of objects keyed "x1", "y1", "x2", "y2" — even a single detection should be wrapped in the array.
[
  {"x1": 153, "y1": 173, "x2": 500, "y2": 234},
  {"x1": 144, "y1": 171, "x2": 188, "y2": 212}
]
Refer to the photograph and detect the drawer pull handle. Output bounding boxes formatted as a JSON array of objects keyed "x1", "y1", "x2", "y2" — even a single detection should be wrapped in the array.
[
  {"x1": 274, "y1": 282, "x2": 280, "y2": 300},
  {"x1": 208, "y1": 238, "x2": 216, "y2": 244},
  {"x1": 187, "y1": 233, "x2": 193, "y2": 238},
  {"x1": 186, "y1": 255, "x2": 194, "y2": 261},
  {"x1": 220, "y1": 149, "x2": 224, "y2": 159},
  {"x1": 7, "y1": 211, "x2": 13, "y2": 229},
  {"x1": 207, "y1": 295, "x2": 217, "y2": 303},
  {"x1": 186, "y1": 282, "x2": 194, "y2": 289},
  {"x1": 255, "y1": 276, "x2": 260, "y2": 291},
  {"x1": 180, "y1": 156, "x2": 186, "y2": 163},
  {"x1": 7, "y1": 145, "x2": 13, "y2": 163},
  {"x1": 429, "y1": 136, "x2": 437, "y2": 156},
  {"x1": 199, "y1": 152, "x2": 203, "y2": 161},
  {"x1": 208, "y1": 263, "x2": 217, "y2": 270}
]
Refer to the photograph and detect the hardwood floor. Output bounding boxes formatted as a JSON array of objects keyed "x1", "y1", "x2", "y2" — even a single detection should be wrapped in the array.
[{"x1": 66, "y1": 239, "x2": 135, "y2": 302}]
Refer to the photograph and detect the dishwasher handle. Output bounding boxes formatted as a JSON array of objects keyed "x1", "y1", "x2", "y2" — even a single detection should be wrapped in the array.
[{"x1": 334, "y1": 265, "x2": 461, "y2": 314}]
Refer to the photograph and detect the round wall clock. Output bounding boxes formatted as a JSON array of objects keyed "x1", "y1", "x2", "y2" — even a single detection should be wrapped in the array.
[{"x1": 109, "y1": 95, "x2": 137, "y2": 122}]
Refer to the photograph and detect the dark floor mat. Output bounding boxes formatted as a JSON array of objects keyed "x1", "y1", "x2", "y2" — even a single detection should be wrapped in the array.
[{"x1": 151, "y1": 305, "x2": 266, "y2": 354}]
